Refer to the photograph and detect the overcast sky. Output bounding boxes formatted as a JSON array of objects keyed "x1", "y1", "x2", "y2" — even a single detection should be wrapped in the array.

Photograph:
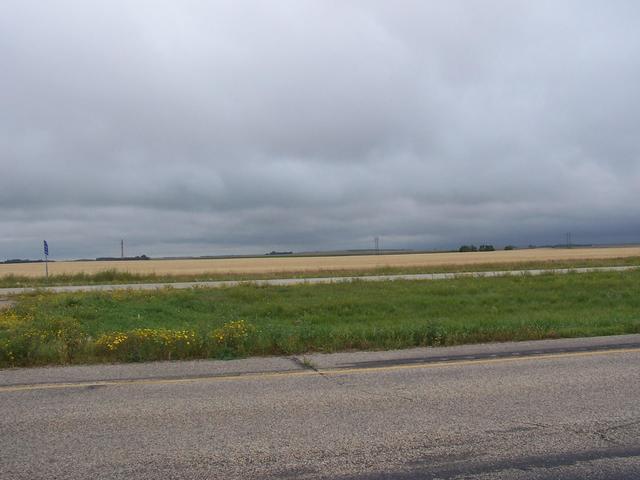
[{"x1": 1, "y1": 1, "x2": 639, "y2": 259}]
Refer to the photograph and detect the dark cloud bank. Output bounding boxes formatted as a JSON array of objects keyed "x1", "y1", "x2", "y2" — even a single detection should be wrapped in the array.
[{"x1": 1, "y1": 1, "x2": 639, "y2": 259}]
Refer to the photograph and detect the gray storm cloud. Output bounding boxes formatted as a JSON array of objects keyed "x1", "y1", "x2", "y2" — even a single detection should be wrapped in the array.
[{"x1": 1, "y1": 0, "x2": 639, "y2": 259}]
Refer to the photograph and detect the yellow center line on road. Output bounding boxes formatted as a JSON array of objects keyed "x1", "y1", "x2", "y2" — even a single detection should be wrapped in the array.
[{"x1": 1, "y1": 347, "x2": 639, "y2": 394}]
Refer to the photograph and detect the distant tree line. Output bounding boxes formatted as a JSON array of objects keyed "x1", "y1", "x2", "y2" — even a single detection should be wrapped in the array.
[
  {"x1": 95, "y1": 255, "x2": 150, "y2": 261},
  {"x1": 459, "y1": 245, "x2": 519, "y2": 252},
  {"x1": 1, "y1": 259, "x2": 47, "y2": 264},
  {"x1": 458, "y1": 245, "x2": 495, "y2": 252}
]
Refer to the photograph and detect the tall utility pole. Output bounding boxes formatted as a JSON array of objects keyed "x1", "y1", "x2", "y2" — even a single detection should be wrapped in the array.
[
  {"x1": 374, "y1": 236, "x2": 380, "y2": 254},
  {"x1": 121, "y1": 239, "x2": 124, "y2": 259},
  {"x1": 566, "y1": 232, "x2": 572, "y2": 249}
]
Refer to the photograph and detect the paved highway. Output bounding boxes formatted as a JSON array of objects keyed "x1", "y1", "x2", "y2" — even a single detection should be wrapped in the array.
[{"x1": 1, "y1": 336, "x2": 639, "y2": 479}]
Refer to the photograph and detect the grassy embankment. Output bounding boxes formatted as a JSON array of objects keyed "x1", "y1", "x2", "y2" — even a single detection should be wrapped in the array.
[
  {"x1": 1, "y1": 270, "x2": 639, "y2": 367},
  {"x1": 1, "y1": 256, "x2": 639, "y2": 288}
]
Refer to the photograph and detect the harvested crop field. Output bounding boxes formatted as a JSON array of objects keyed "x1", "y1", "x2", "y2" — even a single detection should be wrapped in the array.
[{"x1": 1, "y1": 246, "x2": 640, "y2": 278}]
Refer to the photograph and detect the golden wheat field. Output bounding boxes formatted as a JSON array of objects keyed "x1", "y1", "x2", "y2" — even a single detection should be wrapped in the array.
[{"x1": 1, "y1": 246, "x2": 640, "y2": 278}]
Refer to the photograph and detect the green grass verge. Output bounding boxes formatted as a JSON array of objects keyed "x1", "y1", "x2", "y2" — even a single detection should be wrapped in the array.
[
  {"x1": 1, "y1": 270, "x2": 639, "y2": 367},
  {"x1": 1, "y1": 256, "x2": 639, "y2": 288}
]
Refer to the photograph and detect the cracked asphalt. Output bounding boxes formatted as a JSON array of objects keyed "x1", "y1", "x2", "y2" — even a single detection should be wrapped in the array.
[{"x1": 1, "y1": 338, "x2": 639, "y2": 479}]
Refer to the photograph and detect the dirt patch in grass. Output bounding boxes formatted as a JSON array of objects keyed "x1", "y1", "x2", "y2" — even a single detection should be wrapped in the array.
[{"x1": 0, "y1": 298, "x2": 15, "y2": 310}]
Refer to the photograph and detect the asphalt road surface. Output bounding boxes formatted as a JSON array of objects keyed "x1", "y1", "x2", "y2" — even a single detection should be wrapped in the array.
[{"x1": 1, "y1": 337, "x2": 639, "y2": 479}]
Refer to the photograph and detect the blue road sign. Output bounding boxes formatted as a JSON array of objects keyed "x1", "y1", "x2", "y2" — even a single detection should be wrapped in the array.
[{"x1": 44, "y1": 240, "x2": 49, "y2": 256}]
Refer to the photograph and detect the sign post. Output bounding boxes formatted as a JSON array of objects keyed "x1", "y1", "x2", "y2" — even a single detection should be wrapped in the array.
[{"x1": 43, "y1": 240, "x2": 49, "y2": 279}]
